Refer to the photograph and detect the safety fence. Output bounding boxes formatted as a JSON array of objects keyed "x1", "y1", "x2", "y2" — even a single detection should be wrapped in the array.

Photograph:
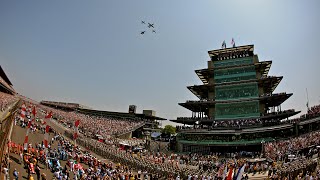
[{"x1": 0, "y1": 99, "x2": 21, "y2": 178}]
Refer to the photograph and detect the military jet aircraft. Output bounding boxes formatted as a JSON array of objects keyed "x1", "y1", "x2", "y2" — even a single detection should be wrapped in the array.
[{"x1": 148, "y1": 23, "x2": 154, "y2": 28}]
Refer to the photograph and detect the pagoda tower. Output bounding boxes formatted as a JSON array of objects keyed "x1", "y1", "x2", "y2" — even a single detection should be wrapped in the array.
[{"x1": 172, "y1": 45, "x2": 299, "y2": 125}]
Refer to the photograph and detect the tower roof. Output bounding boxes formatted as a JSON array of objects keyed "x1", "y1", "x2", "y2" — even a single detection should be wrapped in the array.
[
  {"x1": 208, "y1": 45, "x2": 254, "y2": 61},
  {"x1": 179, "y1": 92, "x2": 293, "y2": 112},
  {"x1": 195, "y1": 61, "x2": 272, "y2": 84}
]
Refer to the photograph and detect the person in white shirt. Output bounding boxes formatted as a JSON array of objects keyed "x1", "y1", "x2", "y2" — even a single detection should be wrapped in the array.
[
  {"x1": 176, "y1": 175, "x2": 180, "y2": 180},
  {"x1": 54, "y1": 169, "x2": 60, "y2": 179},
  {"x1": 20, "y1": 152, "x2": 23, "y2": 164},
  {"x1": 3, "y1": 167, "x2": 9, "y2": 180},
  {"x1": 70, "y1": 161, "x2": 74, "y2": 172},
  {"x1": 207, "y1": 175, "x2": 212, "y2": 180}
]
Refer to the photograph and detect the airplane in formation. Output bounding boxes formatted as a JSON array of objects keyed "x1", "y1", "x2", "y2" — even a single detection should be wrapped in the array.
[
  {"x1": 148, "y1": 23, "x2": 154, "y2": 28},
  {"x1": 140, "y1": 21, "x2": 156, "y2": 35}
]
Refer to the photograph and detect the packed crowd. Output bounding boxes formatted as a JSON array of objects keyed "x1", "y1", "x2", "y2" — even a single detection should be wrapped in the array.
[
  {"x1": 0, "y1": 92, "x2": 17, "y2": 112},
  {"x1": 8, "y1": 99, "x2": 320, "y2": 179},
  {"x1": 11, "y1": 117, "x2": 168, "y2": 180},
  {"x1": 34, "y1": 104, "x2": 145, "y2": 139},
  {"x1": 63, "y1": 130, "x2": 320, "y2": 180},
  {"x1": 66, "y1": 131, "x2": 226, "y2": 179},
  {"x1": 264, "y1": 130, "x2": 320, "y2": 161},
  {"x1": 260, "y1": 92, "x2": 287, "y2": 97},
  {"x1": 307, "y1": 104, "x2": 320, "y2": 119},
  {"x1": 176, "y1": 118, "x2": 290, "y2": 131}
]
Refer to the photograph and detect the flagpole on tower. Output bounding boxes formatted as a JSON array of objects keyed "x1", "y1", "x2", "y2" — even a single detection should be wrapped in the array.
[
  {"x1": 222, "y1": 40, "x2": 226, "y2": 49},
  {"x1": 231, "y1": 38, "x2": 235, "y2": 48}
]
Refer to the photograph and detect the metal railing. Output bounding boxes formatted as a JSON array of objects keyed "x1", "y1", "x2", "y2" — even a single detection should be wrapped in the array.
[{"x1": 0, "y1": 99, "x2": 21, "y2": 178}]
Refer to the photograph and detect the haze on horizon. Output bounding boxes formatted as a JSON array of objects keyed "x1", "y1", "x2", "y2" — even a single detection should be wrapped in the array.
[{"x1": 1, "y1": 0, "x2": 320, "y2": 127}]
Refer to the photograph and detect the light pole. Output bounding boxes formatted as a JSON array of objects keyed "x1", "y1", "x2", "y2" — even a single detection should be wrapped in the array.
[
  {"x1": 144, "y1": 131, "x2": 151, "y2": 150},
  {"x1": 261, "y1": 140, "x2": 265, "y2": 157}
]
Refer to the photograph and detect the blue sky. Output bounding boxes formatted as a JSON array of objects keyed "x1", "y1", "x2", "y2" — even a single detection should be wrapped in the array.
[{"x1": 1, "y1": 0, "x2": 320, "y2": 126}]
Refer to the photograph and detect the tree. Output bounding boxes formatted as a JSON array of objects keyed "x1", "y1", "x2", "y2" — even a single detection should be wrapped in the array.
[{"x1": 161, "y1": 125, "x2": 176, "y2": 135}]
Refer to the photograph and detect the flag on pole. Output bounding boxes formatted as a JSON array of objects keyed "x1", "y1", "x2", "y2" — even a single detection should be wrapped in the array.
[
  {"x1": 222, "y1": 40, "x2": 226, "y2": 49},
  {"x1": 226, "y1": 166, "x2": 234, "y2": 180},
  {"x1": 20, "y1": 104, "x2": 26, "y2": 119},
  {"x1": 32, "y1": 106, "x2": 36, "y2": 116},
  {"x1": 44, "y1": 125, "x2": 50, "y2": 148},
  {"x1": 24, "y1": 121, "x2": 31, "y2": 149},
  {"x1": 74, "y1": 120, "x2": 80, "y2": 140},
  {"x1": 231, "y1": 38, "x2": 235, "y2": 47},
  {"x1": 222, "y1": 164, "x2": 228, "y2": 179},
  {"x1": 234, "y1": 164, "x2": 246, "y2": 180},
  {"x1": 45, "y1": 111, "x2": 53, "y2": 119},
  {"x1": 24, "y1": 118, "x2": 35, "y2": 149},
  {"x1": 43, "y1": 111, "x2": 52, "y2": 148},
  {"x1": 75, "y1": 120, "x2": 80, "y2": 127}
]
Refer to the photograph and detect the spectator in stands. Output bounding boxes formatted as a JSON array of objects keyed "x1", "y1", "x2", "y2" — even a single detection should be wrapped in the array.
[{"x1": 0, "y1": 91, "x2": 17, "y2": 112}]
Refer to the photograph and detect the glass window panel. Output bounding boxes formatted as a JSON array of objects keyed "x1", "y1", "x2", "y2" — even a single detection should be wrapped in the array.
[{"x1": 215, "y1": 101, "x2": 260, "y2": 119}]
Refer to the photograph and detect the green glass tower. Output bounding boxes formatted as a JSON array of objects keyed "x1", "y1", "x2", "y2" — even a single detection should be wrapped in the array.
[
  {"x1": 173, "y1": 45, "x2": 298, "y2": 124},
  {"x1": 171, "y1": 45, "x2": 303, "y2": 154}
]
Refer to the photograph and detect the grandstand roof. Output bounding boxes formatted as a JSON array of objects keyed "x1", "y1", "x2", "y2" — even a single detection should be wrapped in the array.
[
  {"x1": 188, "y1": 76, "x2": 282, "y2": 99},
  {"x1": 256, "y1": 61, "x2": 272, "y2": 77},
  {"x1": 0, "y1": 66, "x2": 15, "y2": 94},
  {"x1": 0, "y1": 82, "x2": 14, "y2": 95},
  {"x1": 171, "y1": 110, "x2": 300, "y2": 125},
  {"x1": 41, "y1": 101, "x2": 82, "y2": 110},
  {"x1": 195, "y1": 68, "x2": 214, "y2": 85},
  {"x1": 41, "y1": 100, "x2": 166, "y2": 120},
  {"x1": 78, "y1": 108, "x2": 166, "y2": 120},
  {"x1": 178, "y1": 101, "x2": 212, "y2": 112},
  {"x1": 208, "y1": 45, "x2": 254, "y2": 61},
  {"x1": 259, "y1": 76, "x2": 282, "y2": 93},
  {"x1": 187, "y1": 84, "x2": 214, "y2": 99},
  {"x1": 179, "y1": 93, "x2": 293, "y2": 111},
  {"x1": 261, "y1": 93, "x2": 292, "y2": 107},
  {"x1": 195, "y1": 61, "x2": 272, "y2": 85},
  {"x1": 0, "y1": 65, "x2": 13, "y2": 86}
]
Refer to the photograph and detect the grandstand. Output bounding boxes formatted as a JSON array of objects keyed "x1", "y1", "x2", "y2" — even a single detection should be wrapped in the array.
[
  {"x1": 0, "y1": 66, "x2": 17, "y2": 116},
  {"x1": 170, "y1": 45, "x2": 320, "y2": 155},
  {"x1": 0, "y1": 66, "x2": 19, "y2": 178},
  {"x1": 41, "y1": 100, "x2": 92, "y2": 111},
  {"x1": 0, "y1": 65, "x2": 15, "y2": 95},
  {"x1": 40, "y1": 100, "x2": 165, "y2": 138}
]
